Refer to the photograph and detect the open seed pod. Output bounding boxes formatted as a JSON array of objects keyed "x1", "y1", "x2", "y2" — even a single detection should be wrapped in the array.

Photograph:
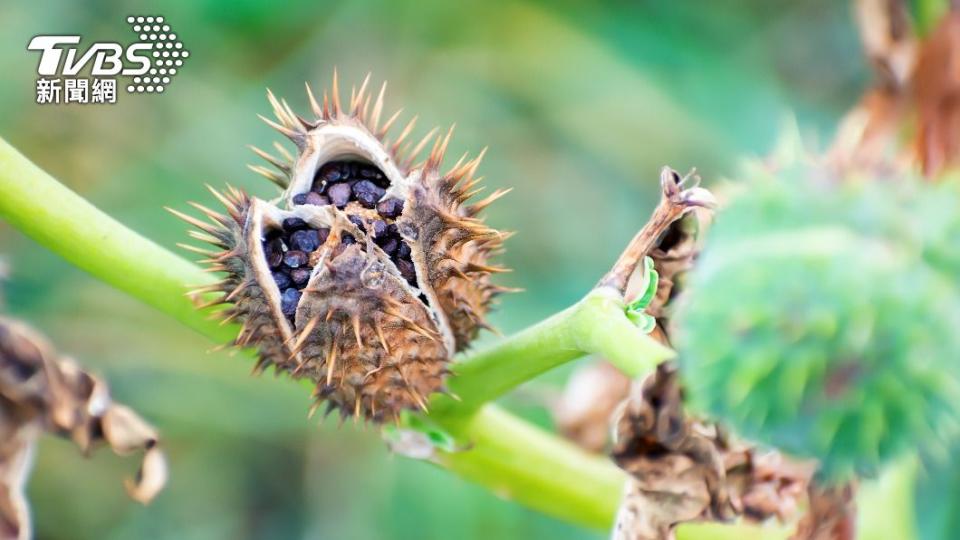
[{"x1": 175, "y1": 74, "x2": 510, "y2": 422}]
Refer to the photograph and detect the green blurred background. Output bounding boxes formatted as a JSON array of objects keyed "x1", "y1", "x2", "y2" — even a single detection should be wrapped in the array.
[{"x1": 0, "y1": 1, "x2": 867, "y2": 538}]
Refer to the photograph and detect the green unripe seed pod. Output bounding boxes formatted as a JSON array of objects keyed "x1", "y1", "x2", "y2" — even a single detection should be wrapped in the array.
[{"x1": 674, "y1": 165, "x2": 960, "y2": 481}]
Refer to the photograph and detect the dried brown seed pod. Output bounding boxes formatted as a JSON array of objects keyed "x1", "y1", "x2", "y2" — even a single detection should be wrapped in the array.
[
  {"x1": 0, "y1": 315, "x2": 166, "y2": 540},
  {"x1": 174, "y1": 73, "x2": 510, "y2": 422},
  {"x1": 610, "y1": 364, "x2": 812, "y2": 540}
]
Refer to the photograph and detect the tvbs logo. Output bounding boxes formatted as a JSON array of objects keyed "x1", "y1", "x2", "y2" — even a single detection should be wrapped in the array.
[{"x1": 27, "y1": 16, "x2": 189, "y2": 105}]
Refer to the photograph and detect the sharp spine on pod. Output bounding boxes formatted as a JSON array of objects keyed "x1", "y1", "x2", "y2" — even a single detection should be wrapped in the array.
[{"x1": 172, "y1": 72, "x2": 511, "y2": 422}]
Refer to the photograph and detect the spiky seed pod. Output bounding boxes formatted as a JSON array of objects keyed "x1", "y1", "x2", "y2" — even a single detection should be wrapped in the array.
[
  {"x1": 255, "y1": 73, "x2": 511, "y2": 349},
  {"x1": 673, "y1": 164, "x2": 960, "y2": 481},
  {"x1": 176, "y1": 74, "x2": 510, "y2": 422}
]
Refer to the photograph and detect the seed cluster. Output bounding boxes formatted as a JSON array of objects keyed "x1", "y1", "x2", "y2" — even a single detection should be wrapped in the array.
[
  {"x1": 262, "y1": 218, "x2": 331, "y2": 323},
  {"x1": 290, "y1": 161, "x2": 418, "y2": 287}
]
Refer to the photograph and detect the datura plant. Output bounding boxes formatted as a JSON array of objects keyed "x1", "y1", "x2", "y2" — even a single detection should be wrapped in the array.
[
  {"x1": 170, "y1": 74, "x2": 511, "y2": 422},
  {"x1": 2, "y1": 62, "x2": 960, "y2": 540}
]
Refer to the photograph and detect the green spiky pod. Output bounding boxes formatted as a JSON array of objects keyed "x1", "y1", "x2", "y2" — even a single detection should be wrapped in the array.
[
  {"x1": 173, "y1": 74, "x2": 510, "y2": 422},
  {"x1": 673, "y1": 161, "x2": 960, "y2": 481}
]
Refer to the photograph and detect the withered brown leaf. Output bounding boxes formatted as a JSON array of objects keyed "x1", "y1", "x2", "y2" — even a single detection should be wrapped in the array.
[{"x1": 0, "y1": 316, "x2": 166, "y2": 540}]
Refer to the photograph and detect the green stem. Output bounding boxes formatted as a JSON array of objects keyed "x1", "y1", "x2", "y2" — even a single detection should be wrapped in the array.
[
  {"x1": 434, "y1": 404, "x2": 626, "y2": 529},
  {"x1": 0, "y1": 137, "x2": 236, "y2": 345},
  {"x1": 571, "y1": 286, "x2": 674, "y2": 377},
  {"x1": 0, "y1": 137, "x2": 782, "y2": 538},
  {"x1": 435, "y1": 287, "x2": 674, "y2": 415}
]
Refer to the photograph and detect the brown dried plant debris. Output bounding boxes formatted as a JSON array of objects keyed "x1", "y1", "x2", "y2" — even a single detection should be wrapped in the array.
[
  {"x1": 790, "y1": 483, "x2": 857, "y2": 540},
  {"x1": 555, "y1": 169, "x2": 711, "y2": 453},
  {"x1": 610, "y1": 364, "x2": 813, "y2": 540},
  {"x1": 830, "y1": 0, "x2": 916, "y2": 172},
  {"x1": 554, "y1": 361, "x2": 631, "y2": 453},
  {"x1": 598, "y1": 167, "x2": 714, "y2": 296},
  {"x1": 832, "y1": 1, "x2": 960, "y2": 177},
  {"x1": 913, "y1": 9, "x2": 960, "y2": 176},
  {"x1": 596, "y1": 169, "x2": 808, "y2": 540},
  {"x1": 0, "y1": 316, "x2": 166, "y2": 540}
]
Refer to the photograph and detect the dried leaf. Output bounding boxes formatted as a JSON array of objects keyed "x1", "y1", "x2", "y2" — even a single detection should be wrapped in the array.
[
  {"x1": 790, "y1": 483, "x2": 857, "y2": 540},
  {"x1": 0, "y1": 315, "x2": 167, "y2": 538},
  {"x1": 610, "y1": 364, "x2": 813, "y2": 540},
  {"x1": 0, "y1": 426, "x2": 35, "y2": 540},
  {"x1": 913, "y1": 11, "x2": 960, "y2": 176},
  {"x1": 856, "y1": 0, "x2": 917, "y2": 88},
  {"x1": 832, "y1": 3, "x2": 960, "y2": 178}
]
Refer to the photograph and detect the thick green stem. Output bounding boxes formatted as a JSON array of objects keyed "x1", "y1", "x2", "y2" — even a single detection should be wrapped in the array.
[
  {"x1": 0, "y1": 137, "x2": 786, "y2": 538},
  {"x1": 434, "y1": 404, "x2": 626, "y2": 528},
  {"x1": 434, "y1": 287, "x2": 674, "y2": 415},
  {"x1": 571, "y1": 286, "x2": 674, "y2": 377},
  {"x1": 0, "y1": 137, "x2": 236, "y2": 345}
]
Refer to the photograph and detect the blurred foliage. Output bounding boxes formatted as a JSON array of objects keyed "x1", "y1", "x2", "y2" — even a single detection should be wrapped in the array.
[{"x1": 0, "y1": 0, "x2": 869, "y2": 538}]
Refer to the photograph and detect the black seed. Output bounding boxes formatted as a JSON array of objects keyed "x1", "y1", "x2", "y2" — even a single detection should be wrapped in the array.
[
  {"x1": 378, "y1": 237, "x2": 399, "y2": 256},
  {"x1": 272, "y1": 271, "x2": 292, "y2": 289},
  {"x1": 341, "y1": 233, "x2": 356, "y2": 245},
  {"x1": 327, "y1": 182, "x2": 352, "y2": 208},
  {"x1": 371, "y1": 219, "x2": 387, "y2": 238},
  {"x1": 290, "y1": 267, "x2": 312, "y2": 287},
  {"x1": 396, "y1": 259, "x2": 417, "y2": 284},
  {"x1": 353, "y1": 180, "x2": 385, "y2": 209},
  {"x1": 305, "y1": 192, "x2": 330, "y2": 206},
  {"x1": 284, "y1": 250, "x2": 309, "y2": 268},
  {"x1": 283, "y1": 217, "x2": 308, "y2": 232},
  {"x1": 317, "y1": 227, "x2": 331, "y2": 244},
  {"x1": 292, "y1": 193, "x2": 308, "y2": 205},
  {"x1": 319, "y1": 162, "x2": 342, "y2": 182},
  {"x1": 281, "y1": 288, "x2": 301, "y2": 318},
  {"x1": 360, "y1": 165, "x2": 378, "y2": 178},
  {"x1": 264, "y1": 239, "x2": 284, "y2": 268},
  {"x1": 377, "y1": 197, "x2": 404, "y2": 219},
  {"x1": 347, "y1": 215, "x2": 366, "y2": 233},
  {"x1": 396, "y1": 242, "x2": 411, "y2": 259},
  {"x1": 290, "y1": 229, "x2": 320, "y2": 252}
]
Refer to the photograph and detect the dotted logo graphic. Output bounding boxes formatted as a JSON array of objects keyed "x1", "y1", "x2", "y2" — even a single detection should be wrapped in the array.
[{"x1": 125, "y1": 16, "x2": 189, "y2": 94}]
